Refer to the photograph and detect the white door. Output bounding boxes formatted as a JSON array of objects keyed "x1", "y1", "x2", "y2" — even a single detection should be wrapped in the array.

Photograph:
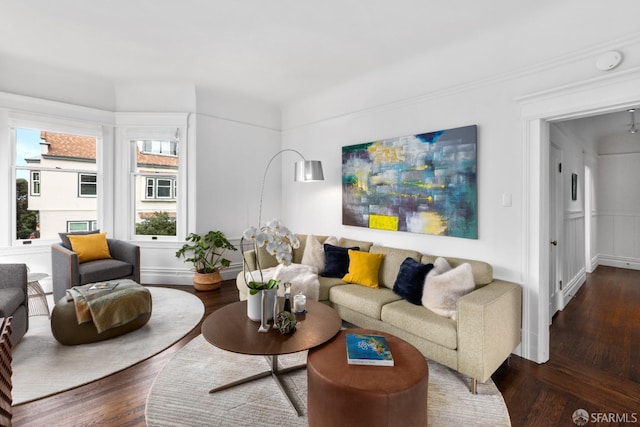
[{"x1": 549, "y1": 143, "x2": 563, "y2": 323}]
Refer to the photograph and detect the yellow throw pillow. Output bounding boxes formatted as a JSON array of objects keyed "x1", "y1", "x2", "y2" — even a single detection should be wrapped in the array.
[
  {"x1": 342, "y1": 250, "x2": 385, "y2": 288},
  {"x1": 68, "y1": 232, "x2": 112, "y2": 263}
]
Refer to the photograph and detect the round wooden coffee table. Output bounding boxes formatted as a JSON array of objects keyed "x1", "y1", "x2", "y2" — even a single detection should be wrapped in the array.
[{"x1": 201, "y1": 299, "x2": 341, "y2": 416}]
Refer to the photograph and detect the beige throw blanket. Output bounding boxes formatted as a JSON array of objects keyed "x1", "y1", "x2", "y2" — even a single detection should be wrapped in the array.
[{"x1": 66, "y1": 280, "x2": 152, "y2": 333}]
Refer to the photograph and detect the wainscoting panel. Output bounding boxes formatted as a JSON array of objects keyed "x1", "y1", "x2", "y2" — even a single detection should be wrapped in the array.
[
  {"x1": 597, "y1": 212, "x2": 640, "y2": 270},
  {"x1": 562, "y1": 213, "x2": 586, "y2": 307}
]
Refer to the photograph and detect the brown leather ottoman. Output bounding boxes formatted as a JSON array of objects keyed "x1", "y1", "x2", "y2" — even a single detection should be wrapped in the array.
[
  {"x1": 51, "y1": 283, "x2": 152, "y2": 346},
  {"x1": 307, "y1": 329, "x2": 428, "y2": 427}
]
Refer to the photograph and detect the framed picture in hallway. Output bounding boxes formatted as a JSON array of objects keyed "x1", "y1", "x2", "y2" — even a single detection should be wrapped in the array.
[
  {"x1": 571, "y1": 173, "x2": 578, "y2": 201},
  {"x1": 342, "y1": 125, "x2": 477, "y2": 239}
]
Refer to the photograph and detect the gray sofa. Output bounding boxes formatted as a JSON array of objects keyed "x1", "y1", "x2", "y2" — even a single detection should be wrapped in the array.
[
  {"x1": 0, "y1": 264, "x2": 29, "y2": 345},
  {"x1": 51, "y1": 239, "x2": 140, "y2": 302},
  {"x1": 236, "y1": 234, "x2": 522, "y2": 392}
]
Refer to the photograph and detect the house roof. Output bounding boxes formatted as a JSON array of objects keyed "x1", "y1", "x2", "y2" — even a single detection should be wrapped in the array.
[
  {"x1": 41, "y1": 131, "x2": 95, "y2": 160},
  {"x1": 40, "y1": 131, "x2": 178, "y2": 168}
]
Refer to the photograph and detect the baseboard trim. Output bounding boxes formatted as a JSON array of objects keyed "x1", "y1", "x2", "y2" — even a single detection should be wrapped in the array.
[{"x1": 598, "y1": 255, "x2": 640, "y2": 271}]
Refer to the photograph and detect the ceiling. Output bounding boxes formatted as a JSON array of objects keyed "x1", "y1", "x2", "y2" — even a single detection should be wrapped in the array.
[{"x1": 1, "y1": 0, "x2": 564, "y2": 106}]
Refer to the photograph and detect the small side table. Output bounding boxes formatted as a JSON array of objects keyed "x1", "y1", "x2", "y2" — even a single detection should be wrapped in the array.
[{"x1": 27, "y1": 273, "x2": 51, "y2": 318}]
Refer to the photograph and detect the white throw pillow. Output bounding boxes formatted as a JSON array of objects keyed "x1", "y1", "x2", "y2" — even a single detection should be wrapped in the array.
[
  {"x1": 301, "y1": 234, "x2": 337, "y2": 273},
  {"x1": 422, "y1": 262, "x2": 475, "y2": 320}
]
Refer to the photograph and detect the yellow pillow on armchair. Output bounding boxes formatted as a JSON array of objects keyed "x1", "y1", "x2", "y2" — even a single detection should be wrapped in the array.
[
  {"x1": 342, "y1": 249, "x2": 384, "y2": 288},
  {"x1": 68, "y1": 232, "x2": 112, "y2": 263}
]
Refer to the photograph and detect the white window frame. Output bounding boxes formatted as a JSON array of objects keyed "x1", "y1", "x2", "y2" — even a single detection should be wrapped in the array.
[
  {"x1": 117, "y1": 113, "x2": 189, "y2": 242},
  {"x1": 30, "y1": 170, "x2": 41, "y2": 196},
  {"x1": 78, "y1": 173, "x2": 97, "y2": 197},
  {"x1": 67, "y1": 220, "x2": 98, "y2": 232},
  {"x1": 144, "y1": 176, "x2": 176, "y2": 200},
  {"x1": 8, "y1": 112, "x2": 106, "y2": 247}
]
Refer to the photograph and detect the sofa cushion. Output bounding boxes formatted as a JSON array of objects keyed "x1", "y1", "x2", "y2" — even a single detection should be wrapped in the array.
[
  {"x1": 422, "y1": 262, "x2": 475, "y2": 320},
  {"x1": 322, "y1": 244, "x2": 358, "y2": 278},
  {"x1": 381, "y1": 300, "x2": 458, "y2": 350},
  {"x1": 338, "y1": 237, "x2": 373, "y2": 252},
  {"x1": 421, "y1": 254, "x2": 493, "y2": 286},
  {"x1": 370, "y1": 246, "x2": 422, "y2": 289},
  {"x1": 318, "y1": 276, "x2": 347, "y2": 301},
  {"x1": 330, "y1": 284, "x2": 401, "y2": 320},
  {"x1": 0, "y1": 288, "x2": 25, "y2": 317},
  {"x1": 79, "y1": 259, "x2": 134, "y2": 285},
  {"x1": 68, "y1": 232, "x2": 112, "y2": 263},
  {"x1": 59, "y1": 229, "x2": 100, "y2": 250},
  {"x1": 342, "y1": 250, "x2": 384, "y2": 288},
  {"x1": 301, "y1": 234, "x2": 338, "y2": 273},
  {"x1": 393, "y1": 258, "x2": 434, "y2": 305}
]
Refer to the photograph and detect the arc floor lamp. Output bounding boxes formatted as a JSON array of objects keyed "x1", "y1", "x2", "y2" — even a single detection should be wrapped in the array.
[{"x1": 258, "y1": 149, "x2": 324, "y2": 226}]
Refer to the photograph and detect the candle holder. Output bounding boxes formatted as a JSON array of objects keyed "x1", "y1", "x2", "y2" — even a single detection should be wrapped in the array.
[{"x1": 293, "y1": 293, "x2": 307, "y2": 314}]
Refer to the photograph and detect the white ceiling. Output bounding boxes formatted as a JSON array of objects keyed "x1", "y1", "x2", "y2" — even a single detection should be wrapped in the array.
[{"x1": 2, "y1": 0, "x2": 565, "y2": 105}]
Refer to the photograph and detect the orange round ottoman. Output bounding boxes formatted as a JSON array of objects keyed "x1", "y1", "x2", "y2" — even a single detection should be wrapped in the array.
[{"x1": 307, "y1": 329, "x2": 429, "y2": 427}]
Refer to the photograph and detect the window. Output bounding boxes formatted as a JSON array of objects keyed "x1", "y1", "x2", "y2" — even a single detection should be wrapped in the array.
[
  {"x1": 67, "y1": 220, "x2": 98, "y2": 232},
  {"x1": 30, "y1": 171, "x2": 40, "y2": 196},
  {"x1": 144, "y1": 177, "x2": 176, "y2": 200},
  {"x1": 79, "y1": 173, "x2": 97, "y2": 197},
  {"x1": 132, "y1": 138, "x2": 179, "y2": 237},
  {"x1": 119, "y1": 113, "x2": 188, "y2": 241},
  {"x1": 14, "y1": 127, "x2": 98, "y2": 242},
  {"x1": 140, "y1": 140, "x2": 178, "y2": 156}
]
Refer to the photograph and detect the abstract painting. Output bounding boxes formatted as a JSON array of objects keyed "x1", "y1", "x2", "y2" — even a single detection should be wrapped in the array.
[{"x1": 342, "y1": 125, "x2": 477, "y2": 239}]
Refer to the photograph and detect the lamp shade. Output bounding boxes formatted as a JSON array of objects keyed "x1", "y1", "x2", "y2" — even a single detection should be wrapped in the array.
[{"x1": 294, "y1": 160, "x2": 324, "y2": 182}]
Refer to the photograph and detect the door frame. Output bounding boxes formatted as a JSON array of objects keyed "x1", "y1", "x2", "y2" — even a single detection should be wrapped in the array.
[
  {"x1": 518, "y1": 67, "x2": 640, "y2": 364},
  {"x1": 548, "y1": 142, "x2": 563, "y2": 323}
]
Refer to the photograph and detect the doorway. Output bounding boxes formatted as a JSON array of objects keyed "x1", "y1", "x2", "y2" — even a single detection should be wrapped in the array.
[{"x1": 519, "y1": 72, "x2": 640, "y2": 364}]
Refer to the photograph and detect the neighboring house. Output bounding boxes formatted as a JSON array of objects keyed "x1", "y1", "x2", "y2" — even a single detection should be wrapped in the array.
[{"x1": 25, "y1": 132, "x2": 177, "y2": 239}]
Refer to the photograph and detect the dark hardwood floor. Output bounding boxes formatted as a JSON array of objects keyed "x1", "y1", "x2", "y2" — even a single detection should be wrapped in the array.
[
  {"x1": 493, "y1": 266, "x2": 640, "y2": 426},
  {"x1": 13, "y1": 266, "x2": 640, "y2": 426}
]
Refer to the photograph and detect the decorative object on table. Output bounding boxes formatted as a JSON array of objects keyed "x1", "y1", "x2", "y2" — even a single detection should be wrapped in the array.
[
  {"x1": 242, "y1": 219, "x2": 300, "y2": 323},
  {"x1": 345, "y1": 333, "x2": 394, "y2": 366},
  {"x1": 293, "y1": 292, "x2": 306, "y2": 314},
  {"x1": 258, "y1": 289, "x2": 271, "y2": 333},
  {"x1": 342, "y1": 125, "x2": 477, "y2": 239},
  {"x1": 275, "y1": 311, "x2": 297, "y2": 334},
  {"x1": 282, "y1": 281, "x2": 292, "y2": 312},
  {"x1": 175, "y1": 230, "x2": 237, "y2": 291}
]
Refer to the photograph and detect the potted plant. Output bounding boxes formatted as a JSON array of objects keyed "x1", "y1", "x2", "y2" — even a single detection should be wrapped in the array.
[
  {"x1": 241, "y1": 219, "x2": 300, "y2": 320},
  {"x1": 175, "y1": 230, "x2": 237, "y2": 291}
]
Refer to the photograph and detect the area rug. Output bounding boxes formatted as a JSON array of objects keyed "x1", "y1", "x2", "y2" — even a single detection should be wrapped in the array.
[
  {"x1": 145, "y1": 335, "x2": 511, "y2": 426},
  {"x1": 13, "y1": 286, "x2": 204, "y2": 405}
]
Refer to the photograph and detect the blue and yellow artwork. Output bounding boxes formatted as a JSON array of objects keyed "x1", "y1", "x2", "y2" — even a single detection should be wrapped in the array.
[{"x1": 342, "y1": 125, "x2": 477, "y2": 239}]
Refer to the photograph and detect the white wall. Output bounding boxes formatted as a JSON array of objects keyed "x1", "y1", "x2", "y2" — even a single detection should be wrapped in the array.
[
  {"x1": 281, "y1": 7, "x2": 640, "y2": 363},
  {"x1": 597, "y1": 135, "x2": 640, "y2": 269}
]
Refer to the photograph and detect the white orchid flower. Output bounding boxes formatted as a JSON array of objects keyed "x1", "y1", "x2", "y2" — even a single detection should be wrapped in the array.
[
  {"x1": 242, "y1": 226, "x2": 258, "y2": 241},
  {"x1": 255, "y1": 232, "x2": 270, "y2": 247}
]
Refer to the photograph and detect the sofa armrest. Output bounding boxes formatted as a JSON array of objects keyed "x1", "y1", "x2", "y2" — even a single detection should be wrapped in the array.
[
  {"x1": 107, "y1": 239, "x2": 140, "y2": 283},
  {"x1": 0, "y1": 264, "x2": 28, "y2": 322},
  {"x1": 51, "y1": 243, "x2": 80, "y2": 302},
  {"x1": 456, "y1": 279, "x2": 522, "y2": 383}
]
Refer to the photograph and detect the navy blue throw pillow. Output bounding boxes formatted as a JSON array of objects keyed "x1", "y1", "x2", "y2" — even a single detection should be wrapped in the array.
[
  {"x1": 393, "y1": 258, "x2": 434, "y2": 305},
  {"x1": 322, "y1": 244, "x2": 359, "y2": 278}
]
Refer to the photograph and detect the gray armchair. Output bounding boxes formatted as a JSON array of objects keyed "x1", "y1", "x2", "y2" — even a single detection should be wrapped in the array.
[
  {"x1": 51, "y1": 239, "x2": 140, "y2": 302},
  {"x1": 0, "y1": 264, "x2": 29, "y2": 345}
]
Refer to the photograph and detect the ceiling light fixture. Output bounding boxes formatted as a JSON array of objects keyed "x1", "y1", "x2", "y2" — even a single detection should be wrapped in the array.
[{"x1": 628, "y1": 108, "x2": 639, "y2": 134}]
